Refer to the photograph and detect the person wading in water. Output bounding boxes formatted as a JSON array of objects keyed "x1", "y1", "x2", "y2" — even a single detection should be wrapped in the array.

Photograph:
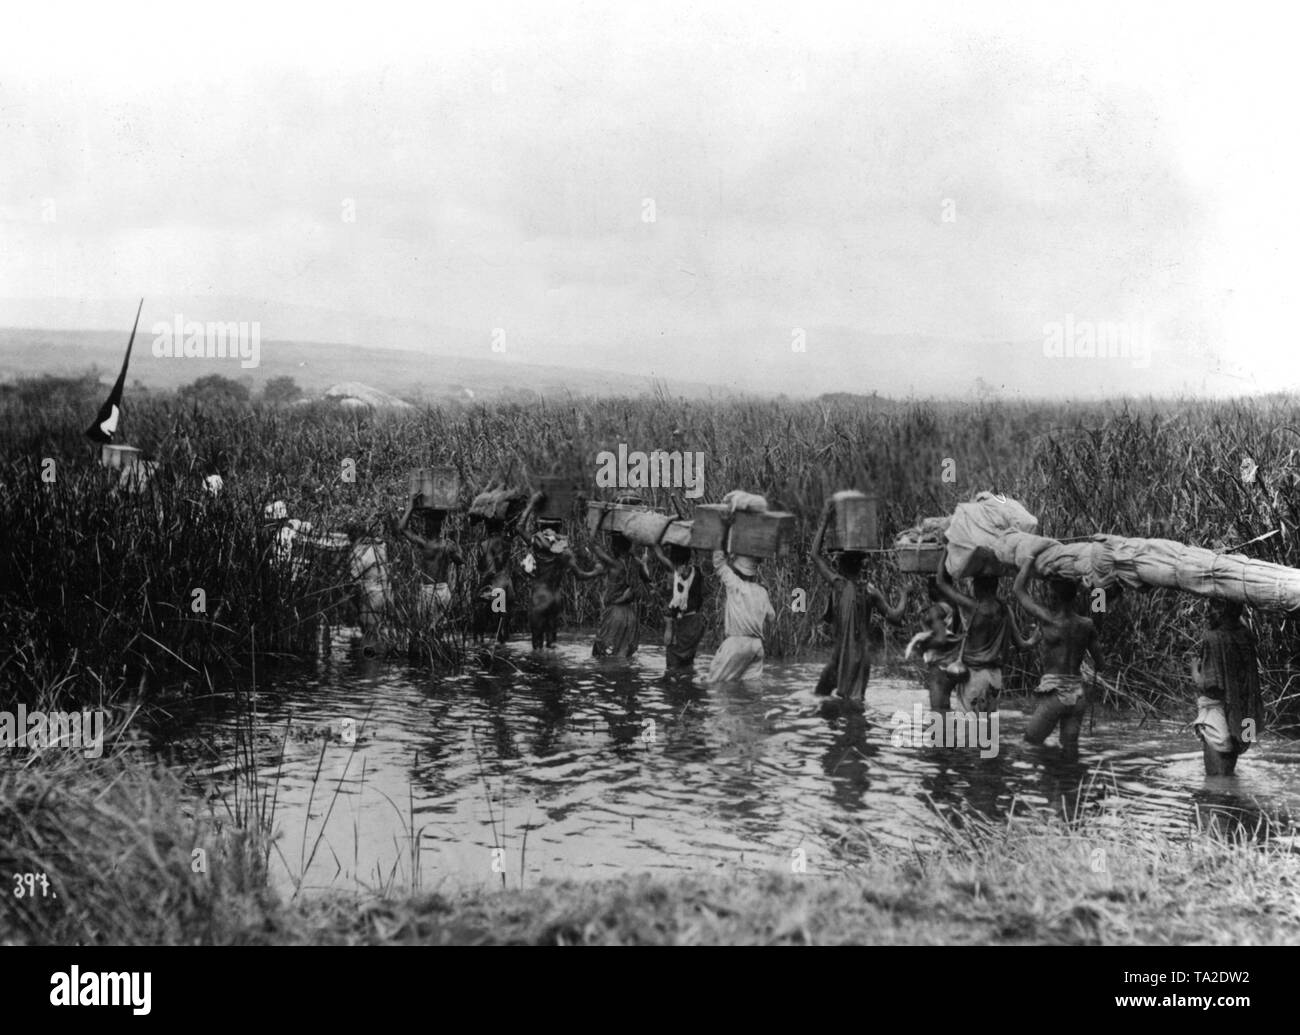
[
  {"x1": 1190, "y1": 598, "x2": 1265, "y2": 776},
  {"x1": 652, "y1": 541, "x2": 707, "y2": 676},
  {"x1": 934, "y1": 551, "x2": 1037, "y2": 714},
  {"x1": 810, "y1": 497, "x2": 909, "y2": 705},
  {"x1": 590, "y1": 532, "x2": 650, "y2": 657},
  {"x1": 398, "y1": 494, "x2": 464, "y2": 631},
  {"x1": 515, "y1": 492, "x2": 603, "y2": 650},
  {"x1": 1014, "y1": 557, "x2": 1102, "y2": 759}
]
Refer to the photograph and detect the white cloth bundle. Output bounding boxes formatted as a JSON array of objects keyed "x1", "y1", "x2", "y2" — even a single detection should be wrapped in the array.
[
  {"x1": 937, "y1": 492, "x2": 1300, "y2": 611},
  {"x1": 722, "y1": 489, "x2": 768, "y2": 513}
]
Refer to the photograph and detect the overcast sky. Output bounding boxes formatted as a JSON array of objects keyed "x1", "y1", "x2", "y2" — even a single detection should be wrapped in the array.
[{"x1": 2, "y1": 1, "x2": 1297, "y2": 397}]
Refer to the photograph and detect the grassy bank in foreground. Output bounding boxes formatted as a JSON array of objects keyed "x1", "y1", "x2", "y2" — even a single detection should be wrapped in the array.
[
  {"x1": 4, "y1": 748, "x2": 1298, "y2": 946},
  {"x1": 283, "y1": 856, "x2": 1300, "y2": 945}
]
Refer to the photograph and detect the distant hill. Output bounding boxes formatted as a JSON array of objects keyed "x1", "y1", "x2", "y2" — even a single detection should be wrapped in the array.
[
  {"x1": 0, "y1": 294, "x2": 1251, "y2": 400},
  {"x1": 0, "y1": 327, "x2": 733, "y2": 403}
]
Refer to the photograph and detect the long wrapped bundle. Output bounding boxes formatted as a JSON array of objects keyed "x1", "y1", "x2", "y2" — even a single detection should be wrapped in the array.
[
  {"x1": 936, "y1": 492, "x2": 1300, "y2": 611},
  {"x1": 1036, "y1": 535, "x2": 1300, "y2": 611},
  {"x1": 661, "y1": 519, "x2": 693, "y2": 547},
  {"x1": 621, "y1": 510, "x2": 674, "y2": 545},
  {"x1": 586, "y1": 500, "x2": 666, "y2": 535}
]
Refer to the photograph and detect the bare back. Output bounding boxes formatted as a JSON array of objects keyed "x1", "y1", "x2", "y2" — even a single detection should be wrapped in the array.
[{"x1": 1038, "y1": 610, "x2": 1096, "y2": 676}]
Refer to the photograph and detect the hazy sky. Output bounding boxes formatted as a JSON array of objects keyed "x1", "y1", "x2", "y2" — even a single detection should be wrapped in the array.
[{"x1": 2, "y1": 1, "x2": 1297, "y2": 397}]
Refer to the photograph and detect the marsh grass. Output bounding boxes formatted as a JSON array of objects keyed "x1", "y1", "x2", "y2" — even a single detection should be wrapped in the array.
[
  {"x1": 8, "y1": 383, "x2": 1299, "y2": 944},
  {"x1": 0, "y1": 728, "x2": 273, "y2": 945},
  {"x1": 5, "y1": 388, "x2": 1300, "y2": 728}
]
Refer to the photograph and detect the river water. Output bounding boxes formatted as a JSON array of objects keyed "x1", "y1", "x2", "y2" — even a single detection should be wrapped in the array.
[{"x1": 184, "y1": 628, "x2": 1300, "y2": 898}]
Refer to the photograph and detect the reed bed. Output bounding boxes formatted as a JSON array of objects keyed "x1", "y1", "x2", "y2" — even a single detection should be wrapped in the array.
[{"x1": 4, "y1": 382, "x2": 1300, "y2": 728}]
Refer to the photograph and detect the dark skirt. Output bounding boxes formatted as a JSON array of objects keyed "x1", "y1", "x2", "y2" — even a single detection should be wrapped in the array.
[
  {"x1": 666, "y1": 612, "x2": 706, "y2": 670},
  {"x1": 593, "y1": 603, "x2": 639, "y2": 657}
]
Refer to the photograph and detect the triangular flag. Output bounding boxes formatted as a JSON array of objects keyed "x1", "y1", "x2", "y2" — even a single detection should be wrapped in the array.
[{"x1": 85, "y1": 298, "x2": 143, "y2": 443}]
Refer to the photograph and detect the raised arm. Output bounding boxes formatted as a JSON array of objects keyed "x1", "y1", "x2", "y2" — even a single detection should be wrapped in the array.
[
  {"x1": 934, "y1": 549, "x2": 975, "y2": 610},
  {"x1": 868, "y1": 583, "x2": 911, "y2": 624},
  {"x1": 711, "y1": 549, "x2": 737, "y2": 589},
  {"x1": 810, "y1": 498, "x2": 838, "y2": 585},
  {"x1": 904, "y1": 629, "x2": 930, "y2": 661},
  {"x1": 1006, "y1": 605, "x2": 1040, "y2": 649},
  {"x1": 650, "y1": 542, "x2": 676, "y2": 573},
  {"x1": 398, "y1": 494, "x2": 431, "y2": 549},
  {"x1": 589, "y1": 540, "x2": 618, "y2": 568},
  {"x1": 511, "y1": 491, "x2": 545, "y2": 543},
  {"x1": 1013, "y1": 557, "x2": 1055, "y2": 625},
  {"x1": 569, "y1": 551, "x2": 605, "y2": 581}
]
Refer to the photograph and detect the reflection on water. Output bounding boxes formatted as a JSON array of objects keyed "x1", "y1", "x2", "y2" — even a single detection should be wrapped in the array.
[{"x1": 181, "y1": 629, "x2": 1300, "y2": 896}]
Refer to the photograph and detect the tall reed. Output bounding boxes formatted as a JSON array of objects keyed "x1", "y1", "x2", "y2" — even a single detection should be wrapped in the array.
[{"x1": 5, "y1": 386, "x2": 1299, "y2": 728}]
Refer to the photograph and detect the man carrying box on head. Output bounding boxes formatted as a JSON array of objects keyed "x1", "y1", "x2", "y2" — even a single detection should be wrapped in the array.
[
  {"x1": 399, "y1": 494, "x2": 464, "y2": 630},
  {"x1": 590, "y1": 531, "x2": 651, "y2": 657},
  {"x1": 810, "y1": 497, "x2": 910, "y2": 704},
  {"x1": 703, "y1": 534, "x2": 775, "y2": 683},
  {"x1": 515, "y1": 491, "x2": 604, "y2": 650},
  {"x1": 652, "y1": 540, "x2": 708, "y2": 676}
]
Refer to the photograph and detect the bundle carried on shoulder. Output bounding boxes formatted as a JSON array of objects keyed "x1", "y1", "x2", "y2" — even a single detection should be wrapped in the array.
[
  {"x1": 1035, "y1": 534, "x2": 1300, "y2": 611},
  {"x1": 942, "y1": 492, "x2": 1050, "y2": 577},
  {"x1": 586, "y1": 497, "x2": 667, "y2": 538},
  {"x1": 620, "y1": 510, "x2": 674, "y2": 545},
  {"x1": 914, "y1": 490, "x2": 1300, "y2": 612},
  {"x1": 660, "y1": 520, "x2": 693, "y2": 547}
]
